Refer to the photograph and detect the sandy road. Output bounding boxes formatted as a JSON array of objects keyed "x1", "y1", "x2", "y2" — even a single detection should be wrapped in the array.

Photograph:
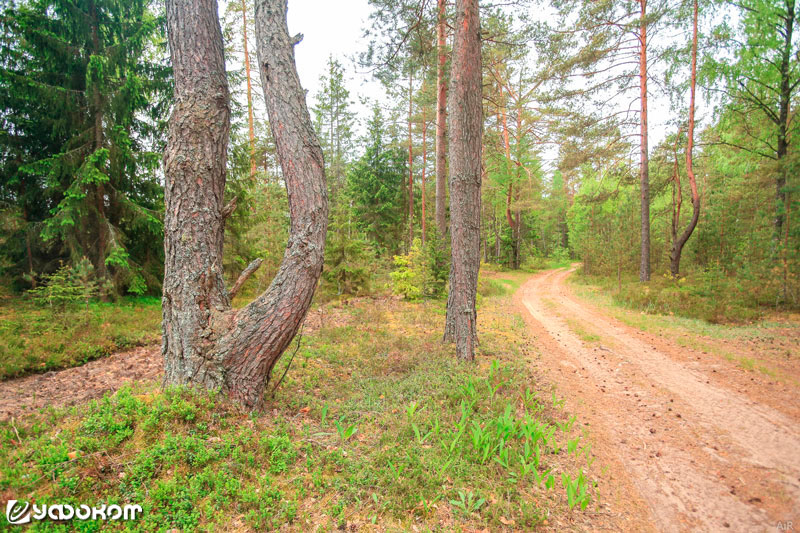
[{"x1": 516, "y1": 268, "x2": 800, "y2": 532}]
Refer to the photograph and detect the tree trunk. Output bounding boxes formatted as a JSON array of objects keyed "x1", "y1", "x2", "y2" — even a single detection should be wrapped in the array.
[
  {"x1": 443, "y1": 0, "x2": 482, "y2": 361},
  {"x1": 775, "y1": 0, "x2": 794, "y2": 239},
  {"x1": 435, "y1": 0, "x2": 448, "y2": 237},
  {"x1": 669, "y1": 0, "x2": 700, "y2": 277},
  {"x1": 162, "y1": 0, "x2": 327, "y2": 410},
  {"x1": 638, "y1": 0, "x2": 651, "y2": 282},
  {"x1": 421, "y1": 100, "x2": 428, "y2": 245},
  {"x1": 408, "y1": 71, "x2": 414, "y2": 250},
  {"x1": 242, "y1": 0, "x2": 257, "y2": 181}
]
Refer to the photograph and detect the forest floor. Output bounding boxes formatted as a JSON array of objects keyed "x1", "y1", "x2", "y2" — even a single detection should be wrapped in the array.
[
  {"x1": 3, "y1": 267, "x2": 799, "y2": 531},
  {"x1": 516, "y1": 266, "x2": 800, "y2": 532}
]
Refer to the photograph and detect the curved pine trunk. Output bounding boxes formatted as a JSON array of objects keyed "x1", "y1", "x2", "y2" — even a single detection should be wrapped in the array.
[
  {"x1": 669, "y1": 0, "x2": 700, "y2": 277},
  {"x1": 443, "y1": 0, "x2": 482, "y2": 361},
  {"x1": 162, "y1": 0, "x2": 327, "y2": 410}
]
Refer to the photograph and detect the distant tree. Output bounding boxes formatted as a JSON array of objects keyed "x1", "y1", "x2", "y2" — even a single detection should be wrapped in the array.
[
  {"x1": 347, "y1": 106, "x2": 407, "y2": 254},
  {"x1": 313, "y1": 56, "x2": 356, "y2": 203},
  {"x1": 669, "y1": 0, "x2": 700, "y2": 276},
  {"x1": 709, "y1": 0, "x2": 799, "y2": 241}
]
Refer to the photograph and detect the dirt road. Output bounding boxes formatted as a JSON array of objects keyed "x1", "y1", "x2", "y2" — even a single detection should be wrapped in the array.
[{"x1": 516, "y1": 268, "x2": 800, "y2": 533}]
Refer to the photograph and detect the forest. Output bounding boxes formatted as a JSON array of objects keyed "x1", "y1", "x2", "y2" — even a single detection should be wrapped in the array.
[{"x1": 0, "y1": 0, "x2": 798, "y2": 530}]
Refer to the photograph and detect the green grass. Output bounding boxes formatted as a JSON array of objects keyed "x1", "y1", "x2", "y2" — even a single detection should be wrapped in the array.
[
  {"x1": 572, "y1": 271, "x2": 764, "y2": 325},
  {"x1": 564, "y1": 318, "x2": 601, "y2": 343},
  {"x1": 0, "y1": 288, "x2": 597, "y2": 530},
  {"x1": 0, "y1": 296, "x2": 161, "y2": 379}
]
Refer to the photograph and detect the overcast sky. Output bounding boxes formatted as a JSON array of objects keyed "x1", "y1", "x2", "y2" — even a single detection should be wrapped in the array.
[{"x1": 276, "y1": 0, "x2": 685, "y2": 172}]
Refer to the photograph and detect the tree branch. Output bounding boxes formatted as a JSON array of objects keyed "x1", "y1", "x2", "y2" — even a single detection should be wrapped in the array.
[{"x1": 229, "y1": 258, "x2": 263, "y2": 299}]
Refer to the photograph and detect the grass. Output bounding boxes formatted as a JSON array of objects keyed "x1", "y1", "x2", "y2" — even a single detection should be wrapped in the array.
[
  {"x1": 0, "y1": 283, "x2": 598, "y2": 530},
  {"x1": 572, "y1": 271, "x2": 764, "y2": 325},
  {"x1": 0, "y1": 296, "x2": 161, "y2": 380},
  {"x1": 563, "y1": 318, "x2": 601, "y2": 344},
  {"x1": 570, "y1": 274, "x2": 799, "y2": 379}
]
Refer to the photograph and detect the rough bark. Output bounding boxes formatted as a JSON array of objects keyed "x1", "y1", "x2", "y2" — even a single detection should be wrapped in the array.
[
  {"x1": 499, "y1": 87, "x2": 519, "y2": 269},
  {"x1": 162, "y1": 0, "x2": 327, "y2": 410},
  {"x1": 242, "y1": 0, "x2": 257, "y2": 181},
  {"x1": 638, "y1": 0, "x2": 651, "y2": 282},
  {"x1": 443, "y1": 0, "x2": 482, "y2": 361},
  {"x1": 435, "y1": 0, "x2": 448, "y2": 237},
  {"x1": 408, "y1": 71, "x2": 415, "y2": 250},
  {"x1": 421, "y1": 101, "x2": 428, "y2": 245},
  {"x1": 775, "y1": 0, "x2": 795, "y2": 239},
  {"x1": 669, "y1": 0, "x2": 700, "y2": 277}
]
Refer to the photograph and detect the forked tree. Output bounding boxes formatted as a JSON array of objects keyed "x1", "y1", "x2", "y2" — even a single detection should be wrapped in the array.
[
  {"x1": 444, "y1": 0, "x2": 482, "y2": 360},
  {"x1": 162, "y1": 0, "x2": 327, "y2": 409}
]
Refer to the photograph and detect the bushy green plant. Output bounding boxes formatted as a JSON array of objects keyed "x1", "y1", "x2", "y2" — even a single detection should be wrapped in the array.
[
  {"x1": 27, "y1": 258, "x2": 97, "y2": 310},
  {"x1": 390, "y1": 237, "x2": 449, "y2": 300},
  {"x1": 323, "y1": 205, "x2": 373, "y2": 296}
]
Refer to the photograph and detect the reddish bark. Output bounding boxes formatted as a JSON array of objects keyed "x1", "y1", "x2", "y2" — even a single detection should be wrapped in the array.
[
  {"x1": 162, "y1": 0, "x2": 327, "y2": 409},
  {"x1": 421, "y1": 100, "x2": 428, "y2": 245},
  {"x1": 242, "y1": 0, "x2": 257, "y2": 181},
  {"x1": 638, "y1": 0, "x2": 651, "y2": 282},
  {"x1": 435, "y1": 0, "x2": 448, "y2": 237},
  {"x1": 408, "y1": 71, "x2": 414, "y2": 249},
  {"x1": 444, "y1": 0, "x2": 482, "y2": 361},
  {"x1": 669, "y1": 0, "x2": 700, "y2": 276}
]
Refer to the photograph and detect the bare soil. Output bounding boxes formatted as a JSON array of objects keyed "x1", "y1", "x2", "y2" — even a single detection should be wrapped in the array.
[
  {"x1": 516, "y1": 267, "x2": 800, "y2": 532},
  {"x1": 0, "y1": 303, "x2": 355, "y2": 422},
  {"x1": 0, "y1": 344, "x2": 161, "y2": 421}
]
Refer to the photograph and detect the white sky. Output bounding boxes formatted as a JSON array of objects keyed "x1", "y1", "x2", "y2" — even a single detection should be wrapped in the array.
[{"x1": 274, "y1": 0, "x2": 685, "y2": 171}]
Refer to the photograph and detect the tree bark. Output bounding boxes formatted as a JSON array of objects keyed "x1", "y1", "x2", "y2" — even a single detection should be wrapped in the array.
[
  {"x1": 638, "y1": 0, "x2": 651, "y2": 282},
  {"x1": 775, "y1": 0, "x2": 795, "y2": 239},
  {"x1": 443, "y1": 0, "x2": 482, "y2": 361},
  {"x1": 408, "y1": 71, "x2": 414, "y2": 250},
  {"x1": 669, "y1": 0, "x2": 700, "y2": 277},
  {"x1": 435, "y1": 0, "x2": 448, "y2": 237},
  {"x1": 162, "y1": 0, "x2": 327, "y2": 410},
  {"x1": 242, "y1": 0, "x2": 257, "y2": 181},
  {"x1": 421, "y1": 99, "x2": 427, "y2": 245}
]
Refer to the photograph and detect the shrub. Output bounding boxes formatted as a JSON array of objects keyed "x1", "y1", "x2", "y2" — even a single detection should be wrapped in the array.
[
  {"x1": 390, "y1": 237, "x2": 449, "y2": 300},
  {"x1": 27, "y1": 258, "x2": 97, "y2": 310}
]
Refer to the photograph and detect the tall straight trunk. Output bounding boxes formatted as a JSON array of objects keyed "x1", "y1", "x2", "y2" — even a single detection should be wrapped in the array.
[
  {"x1": 162, "y1": 0, "x2": 327, "y2": 409},
  {"x1": 242, "y1": 0, "x2": 257, "y2": 180},
  {"x1": 775, "y1": 0, "x2": 795, "y2": 239},
  {"x1": 669, "y1": 0, "x2": 700, "y2": 276},
  {"x1": 408, "y1": 71, "x2": 414, "y2": 249},
  {"x1": 89, "y1": 0, "x2": 108, "y2": 281},
  {"x1": 495, "y1": 207, "x2": 501, "y2": 260},
  {"x1": 421, "y1": 101, "x2": 428, "y2": 245},
  {"x1": 444, "y1": 0, "x2": 482, "y2": 361},
  {"x1": 638, "y1": 0, "x2": 651, "y2": 282},
  {"x1": 435, "y1": 0, "x2": 448, "y2": 237},
  {"x1": 499, "y1": 87, "x2": 519, "y2": 268}
]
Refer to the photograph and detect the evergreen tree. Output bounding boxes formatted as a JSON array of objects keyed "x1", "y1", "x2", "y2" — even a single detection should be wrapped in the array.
[
  {"x1": 312, "y1": 56, "x2": 355, "y2": 203},
  {"x1": 346, "y1": 105, "x2": 407, "y2": 254},
  {"x1": 0, "y1": 0, "x2": 171, "y2": 294}
]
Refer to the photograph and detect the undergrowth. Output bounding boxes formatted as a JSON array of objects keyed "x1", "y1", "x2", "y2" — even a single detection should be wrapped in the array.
[
  {"x1": 0, "y1": 296, "x2": 161, "y2": 379},
  {"x1": 574, "y1": 268, "x2": 764, "y2": 324},
  {"x1": 0, "y1": 287, "x2": 597, "y2": 530}
]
